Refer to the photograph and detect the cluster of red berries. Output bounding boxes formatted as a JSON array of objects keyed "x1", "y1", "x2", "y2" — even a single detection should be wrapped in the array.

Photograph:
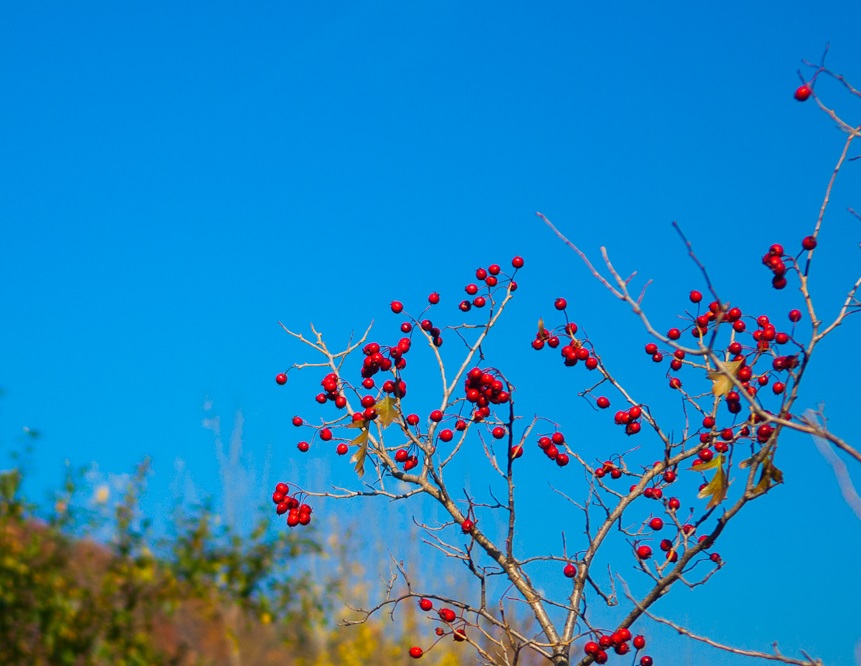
[
  {"x1": 594, "y1": 459, "x2": 623, "y2": 480},
  {"x1": 761, "y1": 238, "x2": 817, "y2": 290},
  {"x1": 408, "y1": 598, "x2": 471, "y2": 659},
  {"x1": 271, "y1": 482, "x2": 312, "y2": 527},
  {"x1": 536, "y1": 432, "x2": 570, "y2": 466},
  {"x1": 458, "y1": 262, "x2": 520, "y2": 312},
  {"x1": 613, "y1": 404, "x2": 643, "y2": 436},
  {"x1": 394, "y1": 446, "x2": 420, "y2": 471},
  {"x1": 463, "y1": 367, "x2": 510, "y2": 421},
  {"x1": 584, "y1": 628, "x2": 651, "y2": 665}
]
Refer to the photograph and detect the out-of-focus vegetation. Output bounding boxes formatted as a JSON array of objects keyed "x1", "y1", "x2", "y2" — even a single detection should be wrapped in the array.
[{"x1": 0, "y1": 439, "x2": 470, "y2": 666}]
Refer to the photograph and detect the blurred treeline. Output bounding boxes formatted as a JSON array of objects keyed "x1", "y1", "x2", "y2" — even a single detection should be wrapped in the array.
[{"x1": 0, "y1": 434, "x2": 471, "y2": 666}]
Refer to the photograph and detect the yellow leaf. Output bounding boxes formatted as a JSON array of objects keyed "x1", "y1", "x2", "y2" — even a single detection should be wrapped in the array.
[
  {"x1": 374, "y1": 396, "x2": 399, "y2": 429},
  {"x1": 697, "y1": 464, "x2": 728, "y2": 509},
  {"x1": 691, "y1": 453, "x2": 724, "y2": 472},
  {"x1": 350, "y1": 430, "x2": 370, "y2": 477},
  {"x1": 707, "y1": 360, "x2": 743, "y2": 397}
]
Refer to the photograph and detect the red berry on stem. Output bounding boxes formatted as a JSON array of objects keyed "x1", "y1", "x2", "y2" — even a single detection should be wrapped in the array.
[
  {"x1": 636, "y1": 545, "x2": 652, "y2": 559},
  {"x1": 555, "y1": 297, "x2": 567, "y2": 310},
  {"x1": 428, "y1": 292, "x2": 440, "y2": 304},
  {"x1": 297, "y1": 441, "x2": 310, "y2": 453},
  {"x1": 563, "y1": 562, "x2": 576, "y2": 578},
  {"x1": 596, "y1": 396, "x2": 610, "y2": 409},
  {"x1": 802, "y1": 235, "x2": 817, "y2": 250},
  {"x1": 409, "y1": 646, "x2": 423, "y2": 659},
  {"x1": 336, "y1": 443, "x2": 349, "y2": 455},
  {"x1": 633, "y1": 635, "x2": 646, "y2": 650},
  {"x1": 511, "y1": 256, "x2": 524, "y2": 268},
  {"x1": 419, "y1": 598, "x2": 433, "y2": 611},
  {"x1": 689, "y1": 290, "x2": 703, "y2": 303},
  {"x1": 794, "y1": 84, "x2": 812, "y2": 101},
  {"x1": 275, "y1": 373, "x2": 288, "y2": 385},
  {"x1": 391, "y1": 301, "x2": 404, "y2": 314},
  {"x1": 491, "y1": 426, "x2": 506, "y2": 439}
]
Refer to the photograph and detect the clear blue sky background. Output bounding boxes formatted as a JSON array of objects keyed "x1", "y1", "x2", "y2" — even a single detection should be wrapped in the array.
[{"x1": 2, "y1": 2, "x2": 860, "y2": 665}]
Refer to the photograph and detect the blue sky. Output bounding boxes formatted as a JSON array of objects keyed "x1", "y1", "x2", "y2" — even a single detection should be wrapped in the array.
[{"x1": 2, "y1": 2, "x2": 860, "y2": 664}]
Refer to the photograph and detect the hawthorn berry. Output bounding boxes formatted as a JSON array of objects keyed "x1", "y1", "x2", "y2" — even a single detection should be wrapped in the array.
[
  {"x1": 428, "y1": 292, "x2": 440, "y2": 304},
  {"x1": 488, "y1": 264, "x2": 501, "y2": 275},
  {"x1": 633, "y1": 635, "x2": 646, "y2": 650},
  {"x1": 689, "y1": 290, "x2": 703, "y2": 303},
  {"x1": 584, "y1": 641, "x2": 600, "y2": 656},
  {"x1": 391, "y1": 301, "x2": 404, "y2": 314},
  {"x1": 640, "y1": 657, "x2": 654, "y2": 666},
  {"x1": 319, "y1": 428, "x2": 333, "y2": 441},
  {"x1": 563, "y1": 563, "x2": 576, "y2": 578},
  {"x1": 429, "y1": 410, "x2": 443, "y2": 422},
  {"x1": 491, "y1": 426, "x2": 506, "y2": 439},
  {"x1": 556, "y1": 453, "x2": 570, "y2": 467},
  {"x1": 297, "y1": 441, "x2": 310, "y2": 453},
  {"x1": 802, "y1": 235, "x2": 817, "y2": 250},
  {"x1": 794, "y1": 84, "x2": 812, "y2": 101},
  {"x1": 438, "y1": 608, "x2": 457, "y2": 623},
  {"x1": 406, "y1": 413, "x2": 420, "y2": 426},
  {"x1": 554, "y1": 297, "x2": 567, "y2": 310},
  {"x1": 511, "y1": 256, "x2": 524, "y2": 268},
  {"x1": 395, "y1": 449, "x2": 409, "y2": 463},
  {"x1": 649, "y1": 517, "x2": 664, "y2": 530},
  {"x1": 419, "y1": 598, "x2": 433, "y2": 611},
  {"x1": 509, "y1": 444, "x2": 524, "y2": 459},
  {"x1": 788, "y1": 309, "x2": 802, "y2": 322},
  {"x1": 336, "y1": 443, "x2": 349, "y2": 455},
  {"x1": 668, "y1": 497, "x2": 681, "y2": 511},
  {"x1": 275, "y1": 373, "x2": 288, "y2": 385},
  {"x1": 409, "y1": 646, "x2": 423, "y2": 659},
  {"x1": 596, "y1": 396, "x2": 610, "y2": 409},
  {"x1": 461, "y1": 518, "x2": 474, "y2": 533},
  {"x1": 439, "y1": 429, "x2": 453, "y2": 442},
  {"x1": 473, "y1": 296, "x2": 486, "y2": 308}
]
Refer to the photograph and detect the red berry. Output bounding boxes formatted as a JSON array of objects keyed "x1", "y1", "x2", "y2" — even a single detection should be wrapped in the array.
[
  {"x1": 644, "y1": 342, "x2": 658, "y2": 355},
  {"x1": 633, "y1": 635, "x2": 646, "y2": 650},
  {"x1": 555, "y1": 453, "x2": 570, "y2": 467},
  {"x1": 596, "y1": 396, "x2": 610, "y2": 409},
  {"x1": 511, "y1": 256, "x2": 524, "y2": 268},
  {"x1": 491, "y1": 426, "x2": 506, "y2": 439},
  {"x1": 297, "y1": 441, "x2": 310, "y2": 452},
  {"x1": 551, "y1": 432, "x2": 565, "y2": 445},
  {"x1": 461, "y1": 518, "x2": 474, "y2": 533},
  {"x1": 438, "y1": 608, "x2": 457, "y2": 622},
  {"x1": 636, "y1": 545, "x2": 652, "y2": 559},
  {"x1": 428, "y1": 292, "x2": 440, "y2": 304},
  {"x1": 465, "y1": 283, "x2": 479, "y2": 295},
  {"x1": 409, "y1": 646, "x2": 423, "y2": 659},
  {"x1": 429, "y1": 410, "x2": 443, "y2": 422},
  {"x1": 275, "y1": 482, "x2": 289, "y2": 494},
  {"x1": 554, "y1": 297, "x2": 567, "y2": 310},
  {"x1": 788, "y1": 309, "x2": 802, "y2": 323},
  {"x1": 794, "y1": 84, "x2": 812, "y2": 101},
  {"x1": 336, "y1": 443, "x2": 349, "y2": 455},
  {"x1": 488, "y1": 264, "x2": 501, "y2": 275},
  {"x1": 802, "y1": 235, "x2": 817, "y2": 250},
  {"x1": 275, "y1": 373, "x2": 288, "y2": 385},
  {"x1": 563, "y1": 562, "x2": 576, "y2": 578},
  {"x1": 395, "y1": 449, "x2": 409, "y2": 463},
  {"x1": 391, "y1": 301, "x2": 404, "y2": 314},
  {"x1": 668, "y1": 497, "x2": 681, "y2": 511},
  {"x1": 509, "y1": 444, "x2": 524, "y2": 459},
  {"x1": 319, "y1": 428, "x2": 333, "y2": 441},
  {"x1": 584, "y1": 641, "x2": 600, "y2": 656},
  {"x1": 439, "y1": 429, "x2": 453, "y2": 442},
  {"x1": 649, "y1": 517, "x2": 664, "y2": 530},
  {"x1": 406, "y1": 413, "x2": 420, "y2": 426},
  {"x1": 473, "y1": 296, "x2": 486, "y2": 308},
  {"x1": 669, "y1": 377, "x2": 682, "y2": 389},
  {"x1": 689, "y1": 290, "x2": 703, "y2": 303},
  {"x1": 419, "y1": 598, "x2": 433, "y2": 611}
]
